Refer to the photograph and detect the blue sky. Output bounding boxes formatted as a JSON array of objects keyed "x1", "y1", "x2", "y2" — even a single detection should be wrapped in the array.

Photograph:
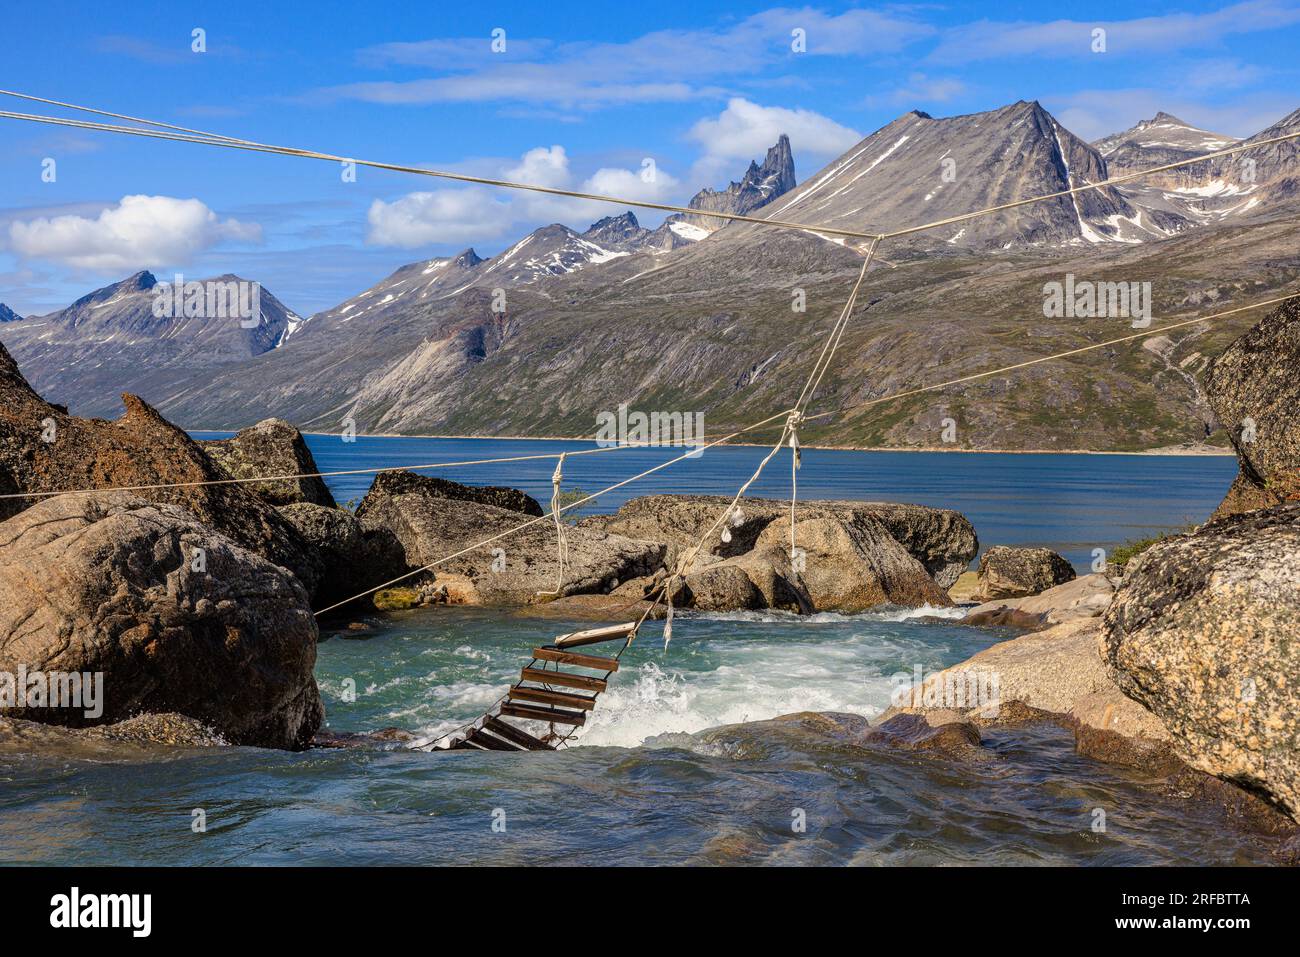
[{"x1": 2, "y1": 0, "x2": 1298, "y2": 315}]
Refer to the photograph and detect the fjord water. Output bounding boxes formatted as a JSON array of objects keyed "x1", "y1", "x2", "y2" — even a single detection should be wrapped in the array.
[{"x1": 2, "y1": 439, "x2": 1267, "y2": 866}]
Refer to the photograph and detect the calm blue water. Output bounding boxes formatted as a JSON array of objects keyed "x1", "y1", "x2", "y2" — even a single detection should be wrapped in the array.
[
  {"x1": 0, "y1": 438, "x2": 1266, "y2": 866},
  {"x1": 194, "y1": 432, "x2": 1238, "y2": 571}
]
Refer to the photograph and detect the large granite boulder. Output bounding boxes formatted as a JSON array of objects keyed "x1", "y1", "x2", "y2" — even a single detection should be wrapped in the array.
[
  {"x1": 356, "y1": 475, "x2": 664, "y2": 604},
  {"x1": 975, "y1": 545, "x2": 1075, "y2": 601},
  {"x1": 682, "y1": 563, "x2": 766, "y2": 611},
  {"x1": 580, "y1": 494, "x2": 977, "y2": 589},
  {"x1": 276, "y1": 502, "x2": 408, "y2": 612},
  {"x1": 879, "y1": 617, "x2": 1171, "y2": 764},
  {"x1": 0, "y1": 493, "x2": 322, "y2": 749},
  {"x1": 1205, "y1": 296, "x2": 1300, "y2": 520},
  {"x1": 963, "y1": 573, "x2": 1115, "y2": 630},
  {"x1": 756, "y1": 515, "x2": 951, "y2": 611},
  {"x1": 1103, "y1": 504, "x2": 1300, "y2": 820},
  {"x1": 202, "y1": 418, "x2": 336, "y2": 508},
  {"x1": 0, "y1": 342, "x2": 322, "y2": 594},
  {"x1": 360, "y1": 470, "x2": 542, "y2": 518}
]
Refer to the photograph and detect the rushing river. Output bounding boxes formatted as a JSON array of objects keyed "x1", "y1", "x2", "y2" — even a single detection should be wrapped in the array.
[{"x1": 2, "y1": 440, "x2": 1273, "y2": 866}]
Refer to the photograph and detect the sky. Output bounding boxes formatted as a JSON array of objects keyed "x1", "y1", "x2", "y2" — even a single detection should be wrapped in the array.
[{"x1": 1, "y1": 0, "x2": 1298, "y2": 316}]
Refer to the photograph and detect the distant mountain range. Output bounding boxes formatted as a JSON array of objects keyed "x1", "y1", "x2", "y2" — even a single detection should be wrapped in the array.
[{"x1": 3, "y1": 100, "x2": 1298, "y2": 451}]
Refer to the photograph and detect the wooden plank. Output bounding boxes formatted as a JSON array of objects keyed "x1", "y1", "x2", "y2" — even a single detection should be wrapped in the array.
[
  {"x1": 500, "y1": 702, "x2": 586, "y2": 726},
  {"x1": 452, "y1": 736, "x2": 487, "y2": 750},
  {"x1": 509, "y1": 686, "x2": 597, "y2": 711},
  {"x1": 466, "y1": 729, "x2": 522, "y2": 752},
  {"x1": 552, "y1": 622, "x2": 637, "y2": 649},
  {"x1": 520, "y1": 668, "x2": 607, "y2": 693},
  {"x1": 484, "y1": 716, "x2": 553, "y2": 752},
  {"x1": 532, "y1": 648, "x2": 619, "y2": 672}
]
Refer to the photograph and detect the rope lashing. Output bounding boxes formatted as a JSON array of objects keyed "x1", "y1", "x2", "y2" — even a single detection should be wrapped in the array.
[
  {"x1": 547, "y1": 452, "x2": 569, "y2": 596},
  {"x1": 787, "y1": 411, "x2": 804, "y2": 561}
]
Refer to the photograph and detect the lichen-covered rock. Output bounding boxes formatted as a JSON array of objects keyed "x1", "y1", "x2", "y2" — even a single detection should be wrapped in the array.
[
  {"x1": 358, "y1": 469, "x2": 542, "y2": 518},
  {"x1": 356, "y1": 479, "x2": 664, "y2": 604},
  {"x1": 975, "y1": 545, "x2": 1075, "y2": 601},
  {"x1": 0, "y1": 342, "x2": 322, "y2": 594},
  {"x1": 1103, "y1": 504, "x2": 1300, "y2": 820},
  {"x1": 0, "y1": 493, "x2": 322, "y2": 749},
  {"x1": 203, "y1": 418, "x2": 336, "y2": 508},
  {"x1": 276, "y1": 502, "x2": 406, "y2": 612},
  {"x1": 1204, "y1": 296, "x2": 1300, "y2": 519}
]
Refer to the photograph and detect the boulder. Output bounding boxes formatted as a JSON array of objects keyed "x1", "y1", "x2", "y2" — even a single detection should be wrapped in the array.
[
  {"x1": 580, "y1": 494, "x2": 977, "y2": 588},
  {"x1": 878, "y1": 618, "x2": 1171, "y2": 763},
  {"x1": 756, "y1": 515, "x2": 951, "y2": 611},
  {"x1": 276, "y1": 502, "x2": 407, "y2": 612},
  {"x1": 356, "y1": 477, "x2": 665, "y2": 604},
  {"x1": 1103, "y1": 504, "x2": 1300, "y2": 820},
  {"x1": 711, "y1": 545, "x2": 813, "y2": 613},
  {"x1": 682, "y1": 564, "x2": 765, "y2": 611},
  {"x1": 202, "y1": 418, "x2": 336, "y2": 508},
  {"x1": 359, "y1": 469, "x2": 542, "y2": 518},
  {"x1": 0, "y1": 493, "x2": 322, "y2": 749},
  {"x1": 975, "y1": 545, "x2": 1075, "y2": 601},
  {"x1": 1204, "y1": 296, "x2": 1300, "y2": 519},
  {"x1": 0, "y1": 342, "x2": 322, "y2": 594},
  {"x1": 963, "y1": 573, "x2": 1115, "y2": 630}
]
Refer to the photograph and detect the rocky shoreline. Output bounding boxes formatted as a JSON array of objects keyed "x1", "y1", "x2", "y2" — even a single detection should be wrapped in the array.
[{"x1": 1, "y1": 297, "x2": 1298, "y2": 846}]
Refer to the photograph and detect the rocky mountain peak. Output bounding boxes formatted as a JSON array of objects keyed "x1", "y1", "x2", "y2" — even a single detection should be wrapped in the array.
[
  {"x1": 0, "y1": 303, "x2": 21, "y2": 323},
  {"x1": 453, "y1": 248, "x2": 484, "y2": 268},
  {"x1": 581, "y1": 211, "x2": 651, "y2": 249}
]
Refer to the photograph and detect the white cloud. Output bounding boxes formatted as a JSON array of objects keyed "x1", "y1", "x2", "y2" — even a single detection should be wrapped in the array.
[
  {"x1": 365, "y1": 145, "x2": 680, "y2": 249},
  {"x1": 1050, "y1": 88, "x2": 1296, "y2": 141},
  {"x1": 928, "y1": 1, "x2": 1300, "y2": 63},
  {"x1": 366, "y1": 189, "x2": 513, "y2": 247},
  {"x1": 329, "y1": 8, "x2": 932, "y2": 109},
  {"x1": 688, "y1": 97, "x2": 861, "y2": 184},
  {"x1": 866, "y1": 72, "x2": 967, "y2": 108},
  {"x1": 7, "y1": 195, "x2": 260, "y2": 271}
]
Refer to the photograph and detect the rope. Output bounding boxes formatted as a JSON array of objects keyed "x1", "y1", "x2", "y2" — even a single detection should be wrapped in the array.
[
  {"x1": 541, "y1": 453, "x2": 569, "y2": 596},
  {"x1": 5, "y1": 88, "x2": 1297, "y2": 248},
  {"x1": 800, "y1": 292, "x2": 1298, "y2": 426},
  {"x1": 312, "y1": 408, "x2": 796, "y2": 616},
  {"x1": 0, "y1": 440, "x2": 655, "y2": 502},
  {"x1": 787, "y1": 411, "x2": 803, "y2": 561},
  {"x1": 0, "y1": 100, "x2": 883, "y2": 243}
]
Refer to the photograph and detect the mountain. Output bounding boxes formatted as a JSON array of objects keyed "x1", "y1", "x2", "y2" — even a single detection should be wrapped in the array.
[
  {"x1": 0, "y1": 303, "x2": 20, "y2": 323},
  {"x1": 5, "y1": 101, "x2": 1299, "y2": 449},
  {"x1": 1097, "y1": 109, "x2": 1300, "y2": 230},
  {"x1": 667, "y1": 134, "x2": 797, "y2": 238},
  {"x1": 1094, "y1": 112, "x2": 1238, "y2": 176},
  {"x1": 0, "y1": 270, "x2": 302, "y2": 417},
  {"x1": 747, "y1": 101, "x2": 1184, "y2": 249}
]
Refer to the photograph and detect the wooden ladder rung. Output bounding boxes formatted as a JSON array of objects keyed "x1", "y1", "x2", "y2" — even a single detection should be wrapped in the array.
[
  {"x1": 500, "y1": 702, "x2": 587, "y2": 726},
  {"x1": 532, "y1": 648, "x2": 619, "y2": 672},
  {"x1": 452, "y1": 736, "x2": 487, "y2": 750},
  {"x1": 552, "y1": 622, "x2": 637, "y2": 649},
  {"x1": 465, "y1": 729, "x2": 522, "y2": 752},
  {"x1": 520, "y1": 668, "x2": 607, "y2": 693},
  {"x1": 509, "y1": 685, "x2": 597, "y2": 710},
  {"x1": 484, "y1": 715, "x2": 553, "y2": 751}
]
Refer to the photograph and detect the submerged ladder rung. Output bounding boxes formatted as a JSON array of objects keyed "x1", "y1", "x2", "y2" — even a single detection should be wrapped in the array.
[
  {"x1": 509, "y1": 685, "x2": 597, "y2": 711},
  {"x1": 466, "y1": 729, "x2": 522, "y2": 752},
  {"x1": 520, "y1": 667, "x2": 607, "y2": 693},
  {"x1": 484, "y1": 715, "x2": 553, "y2": 751},
  {"x1": 532, "y1": 648, "x2": 619, "y2": 672},
  {"x1": 551, "y1": 622, "x2": 637, "y2": 649},
  {"x1": 500, "y1": 702, "x2": 587, "y2": 726}
]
